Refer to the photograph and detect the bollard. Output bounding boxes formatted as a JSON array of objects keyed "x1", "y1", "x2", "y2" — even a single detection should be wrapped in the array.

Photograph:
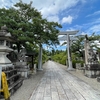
[
  {"x1": 0, "y1": 67, "x2": 2, "y2": 89},
  {"x1": 34, "y1": 64, "x2": 37, "y2": 74},
  {"x1": 0, "y1": 72, "x2": 10, "y2": 100}
]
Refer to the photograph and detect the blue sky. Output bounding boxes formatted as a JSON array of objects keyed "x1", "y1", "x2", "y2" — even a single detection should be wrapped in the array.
[{"x1": 0, "y1": 0, "x2": 100, "y2": 50}]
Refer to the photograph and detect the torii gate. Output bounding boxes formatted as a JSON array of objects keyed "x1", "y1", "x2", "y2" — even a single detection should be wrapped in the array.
[
  {"x1": 38, "y1": 30, "x2": 79, "y2": 71},
  {"x1": 58, "y1": 30, "x2": 79, "y2": 70}
]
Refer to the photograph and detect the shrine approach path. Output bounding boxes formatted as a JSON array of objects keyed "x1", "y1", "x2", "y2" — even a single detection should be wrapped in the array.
[{"x1": 29, "y1": 60, "x2": 100, "y2": 100}]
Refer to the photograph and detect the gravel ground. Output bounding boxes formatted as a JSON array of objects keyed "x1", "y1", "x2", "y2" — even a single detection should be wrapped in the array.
[{"x1": 8, "y1": 61, "x2": 100, "y2": 100}]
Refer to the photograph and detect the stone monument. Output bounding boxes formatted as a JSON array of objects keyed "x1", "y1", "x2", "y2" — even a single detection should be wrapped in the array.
[
  {"x1": 84, "y1": 35, "x2": 100, "y2": 78},
  {"x1": 15, "y1": 48, "x2": 30, "y2": 78}
]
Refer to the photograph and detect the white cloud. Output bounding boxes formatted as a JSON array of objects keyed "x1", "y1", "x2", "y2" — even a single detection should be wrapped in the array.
[
  {"x1": 61, "y1": 16, "x2": 73, "y2": 24},
  {"x1": 0, "y1": 0, "x2": 85, "y2": 23},
  {"x1": 33, "y1": 0, "x2": 80, "y2": 17},
  {"x1": 81, "y1": 32, "x2": 87, "y2": 35},
  {"x1": 58, "y1": 35, "x2": 67, "y2": 48},
  {"x1": 91, "y1": 18, "x2": 100, "y2": 25},
  {"x1": 47, "y1": 15, "x2": 60, "y2": 23},
  {"x1": 66, "y1": 28, "x2": 76, "y2": 31},
  {"x1": 72, "y1": 17, "x2": 100, "y2": 35},
  {"x1": 60, "y1": 41, "x2": 67, "y2": 46},
  {"x1": 58, "y1": 35, "x2": 68, "y2": 41},
  {"x1": 0, "y1": 0, "x2": 13, "y2": 8},
  {"x1": 57, "y1": 45, "x2": 67, "y2": 51},
  {"x1": 88, "y1": 24, "x2": 100, "y2": 33},
  {"x1": 21, "y1": 0, "x2": 83, "y2": 22},
  {"x1": 43, "y1": 45, "x2": 48, "y2": 50},
  {"x1": 86, "y1": 10, "x2": 100, "y2": 17}
]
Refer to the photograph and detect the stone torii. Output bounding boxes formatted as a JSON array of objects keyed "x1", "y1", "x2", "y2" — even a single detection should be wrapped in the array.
[
  {"x1": 37, "y1": 30, "x2": 79, "y2": 71},
  {"x1": 58, "y1": 30, "x2": 79, "y2": 70}
]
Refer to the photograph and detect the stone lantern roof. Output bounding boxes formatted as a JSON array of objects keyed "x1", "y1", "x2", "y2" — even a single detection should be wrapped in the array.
[
  {"x1": 0, "y1": 25, "x2": 8, "y2": 36},
  {"x1": 0, "y1": 25, "x2": 16, "y2": 42},
  {"x1": 1, "y1": 25, "x2": 8, "y2": 30}
]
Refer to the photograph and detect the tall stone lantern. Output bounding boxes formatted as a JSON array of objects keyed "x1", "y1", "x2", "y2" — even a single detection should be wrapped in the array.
[
  {"x1": 0, "y1": 25, "x2": 24, "y2": 95},
  {"x1": 0, "y1": 25, "x2": 14, "y2": 89},
  {"x1": 0, "y1": 25, "x2": 14, "y2": 68}
]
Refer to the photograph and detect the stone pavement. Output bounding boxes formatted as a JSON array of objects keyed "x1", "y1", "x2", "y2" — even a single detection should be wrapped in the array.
[{"x1": 29, "y1": 61, "x2": 100, "y2": 100}]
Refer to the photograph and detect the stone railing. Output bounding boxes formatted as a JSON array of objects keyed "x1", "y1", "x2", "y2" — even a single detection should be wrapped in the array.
[{"x1": 84, "y1": 64, "x2": 100, "y2": 78}]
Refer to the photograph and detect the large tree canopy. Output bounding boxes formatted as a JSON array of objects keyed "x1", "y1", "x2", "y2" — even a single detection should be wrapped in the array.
[{"x1": 0, "y1": 0, "x2": 62, "y2": 52}]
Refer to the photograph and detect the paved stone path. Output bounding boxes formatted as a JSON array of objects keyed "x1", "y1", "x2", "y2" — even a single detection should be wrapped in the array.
[{"x1": 29, "y1": 61, "x2": 100, "y2": 100}]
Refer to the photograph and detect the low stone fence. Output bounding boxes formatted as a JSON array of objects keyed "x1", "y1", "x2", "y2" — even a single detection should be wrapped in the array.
[{"x1": 84, "y1": 64, "x2": 100, "y2": 78}]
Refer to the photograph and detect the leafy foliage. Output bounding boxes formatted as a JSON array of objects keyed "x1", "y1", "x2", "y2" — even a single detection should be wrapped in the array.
[
  {"x1": 53, "y1": 34, "x2": 100, "y2": 67},
  {"x1": 71, "y1": 36, "x2": 84, "y2": 58},
  {"x1": 52, "y1": 50, "x2": 67, "y2": 65},
  {"x1": 0, "y1": 0, "x2": 62, "y2": 52}
]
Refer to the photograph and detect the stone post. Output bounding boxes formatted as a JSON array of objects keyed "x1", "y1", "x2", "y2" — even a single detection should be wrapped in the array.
[
  {"x1": 38, "y1": 44, "x2": 43, "y2": 70},
  {"x1": 67, "y1": 34, "x2": 74, "y2": 70},
  {"x1": 84, "y1": 39, "x2": 90, "y2": 64},
  {"x1": 34, "y1": 64, "x2": 37, "y2": 74}
]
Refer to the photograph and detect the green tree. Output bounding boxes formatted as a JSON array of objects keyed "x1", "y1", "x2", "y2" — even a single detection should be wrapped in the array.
[
  {"x1": 52, "y1": 50, "x2": 67, "y2": 65},
  {"x1": 0, "y1": 0, "x2": 62, "y2": 52},
  {"x1": 71, "y1": 36, "x2": 84, "y2": 58}
]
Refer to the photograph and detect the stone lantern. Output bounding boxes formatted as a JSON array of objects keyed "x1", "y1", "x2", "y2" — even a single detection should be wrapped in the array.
[
  {"x1": 0, "y1": 25, "x2": 23, "y2": 95},
  {"x1": 0, "y1": 25, "x2": 14, "y2": 89},
  {"x1": 0, "y1": 25, "x2": 14, "y2": 68}
]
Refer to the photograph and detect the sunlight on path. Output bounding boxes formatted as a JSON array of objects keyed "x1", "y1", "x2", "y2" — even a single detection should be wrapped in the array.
[{"x1": 29, "y1": 61, "x2": 100, "y2": 100}]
